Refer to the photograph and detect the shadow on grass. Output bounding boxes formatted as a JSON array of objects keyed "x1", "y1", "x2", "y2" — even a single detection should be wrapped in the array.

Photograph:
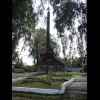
[{"x1": 12, "y1": 92, "x2": 87, "y2": 100}]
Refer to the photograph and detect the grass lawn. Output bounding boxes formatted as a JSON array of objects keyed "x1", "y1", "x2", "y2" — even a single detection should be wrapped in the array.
[
  {"x1": 12, "y1": 72, "x2": 82, "y2": 89},
  {"x1": 12, "y1": 92, "x2": 87, "y2": 100},
  {"x1": 12, "y1": 80, "x2": 63, "y2": 89},
  {"x1": 25, "y1": 72, "x2": 38, "y2": 75}
]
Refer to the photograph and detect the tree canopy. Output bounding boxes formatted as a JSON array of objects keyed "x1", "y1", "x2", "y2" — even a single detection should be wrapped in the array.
[
  {"x1": 28, "y1": 28, "x2": 60, "y2": 65},
  {"x1": 50, "y1": 0, "x2": 87, "y2": 64},
  {"x1": 12, "y1": 0, "x2": 87, "y2": 66},
  {"x1": 12, "y1": 0, "x2": 37, "y2": 60}
]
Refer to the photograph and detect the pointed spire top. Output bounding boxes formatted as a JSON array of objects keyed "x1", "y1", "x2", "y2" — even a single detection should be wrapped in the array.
[{"x1": 47, "y1": 7, "x2": 50, "y2": 12}]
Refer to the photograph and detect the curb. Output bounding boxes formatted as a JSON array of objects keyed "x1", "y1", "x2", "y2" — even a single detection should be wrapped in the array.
[
  {"x1": 12, "y1": 87, "x2": 59, "y2": 94},
  {"x1": 12, "y1": 75, "x2": 80, "y2": 94}
]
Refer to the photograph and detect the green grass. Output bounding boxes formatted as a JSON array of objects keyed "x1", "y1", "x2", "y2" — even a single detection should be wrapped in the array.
[
  {"x1": 12, "y1": 80, "x2": 63, "y2": 89},
  {"x1": 12, "y1": 92, "x2": 87, "y2": 100},
  {"x1": 66, "y1": 72, "x2": 82, "y2": 75},
  {"x1": 24, "y1": 72, "x2": 38, "y2": 76},
  {"x1": 12, "y1": 72, "x2": 81, "y2": 89},
  {"x1": 12, "y1": 72, "x2": 87, "y2": 100}
]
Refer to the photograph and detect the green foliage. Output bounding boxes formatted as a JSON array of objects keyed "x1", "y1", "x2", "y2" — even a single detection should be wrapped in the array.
[
  {"x1": 28, "y1": 28, "x2": 46, "y2": 65},
  {"x1": 12, "y1": 0, "x2": 47, "y2": 55},
  {"x1": 13, "y1": 68, "x2": 25, "y2": 73},
  {"x1": 12, "y1": 0, "x2": 38, "y2": 63},
  {"x1": 50, "y1": 0, "x2": 80, "y2": 32},
  {"x1": 12, "y1": 54, "x2": 25, "y2": 70},
  {"x1": 47, "y1": 73, "x2": 72, "y2": 77},
  {"x1": 12, "y1": 0, "x2": 37, "y2": 35},
  {"x1": 12, "y1": 72, "x2": 81, "y2": 89},
  {"x1": 12, "y1": 0, "x2": 87, "y2": 68},
  {"x1": 50, "y1": 0, "x2": 87, "y2": 59},
  {"x1": 28, "y1": 28, "x2": 60, "y2": 64},
  {"x1": 67, "y1": 69, "x2": 72, "y2": 72},
  {"x1": 80, "y1": 68, "x2": 82, "y2": 72},
  {"x1": 60, "y1": 56, "x2": 84, "y2": 68},
  {"x1": 84, "y1": 67, "x2": 87, "y2": 72},
  {"x1": 23, "y1": 67, "x2": 34, "y2": 72},
  {"x1": 12, "y1": 51, "x2": 19, "y2": 65},
  {"x1": 32, "y1": 65, "x2": 38, "y2": 71},
  {"x1": 22, "y1": 76, "x2": 52, "y2": 86}
]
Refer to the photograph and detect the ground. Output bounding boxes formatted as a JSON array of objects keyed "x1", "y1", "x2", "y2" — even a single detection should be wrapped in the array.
[
  {"x1": 12, "y1": 72, "x2": 87, "y2": 100},
  {"x1": 66, "y1": 74, "x2": 87, "y2": 94},
  {"x1": 12, "y1": 72, "x2": 81, "y2": 89},
  {"x1": 12, "y1": 72, "x2": 37, "y2": 79},
  {"x1": 12, "y1": 92, "x2": 87, "y2": 100}
]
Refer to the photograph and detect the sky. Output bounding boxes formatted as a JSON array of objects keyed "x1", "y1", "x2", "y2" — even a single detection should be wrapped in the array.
[{"x1": 16, "y1": 0, "x2": 86, "y2": 65}]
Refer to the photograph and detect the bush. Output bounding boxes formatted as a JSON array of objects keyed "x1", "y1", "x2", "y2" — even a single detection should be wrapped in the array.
[
  {"x1": 67, "y1": 69, "x2": 72, "y2": 72},
  {"x1": 23, "y1": 67, "x2": 33, "y2": 72},
  {"x1": 80, "y1": 68, "x2": 82, "y2": 72},
  {"x1": 84, "y1": 67, "x2": 87, "y2": 72},
  {"x1": 13, "y1": 68, "x2": 25, "y2": 73},
  {"x1": 66, "y1": 74, "x2": 72, "y2": 76}
]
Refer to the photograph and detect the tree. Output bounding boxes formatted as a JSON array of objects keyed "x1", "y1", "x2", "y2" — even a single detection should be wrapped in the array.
[
  {"x1": 50, "y1": 36, "x2": 60, "y2": 58},
  {"x1": 12, "y1": 0, "x2": 87, "y2": 67},
  {"x1": 12, "y1": 51, "x2": 25, "y2": 69},
  {"x1": 12, "y1": 0, "x2": 49, "y2": 66},
  {"x1": 68, "y1": 57, "x2": 84, "y2": 68},
  {"x1": 12, "y1": 0, "x2": 39, "y2": 62},
  {"x1": 61, "y1": 56, "x2": 84, "y2": 68},
  {"x1": 12, "y1": 0, "x2": 48, "y2": 52},
  {"x1": 28, "y1": 28, "x2": 46, "y2": 65},
  {"x1": 50, "y1": 0, "x2": 87, "y2": 62},
  {"x1": 28, "y1": 28, "x2": 60, "y2": 65},
  {"x1": 12, "y1": 51, "x2": 19, "y2": 67}
]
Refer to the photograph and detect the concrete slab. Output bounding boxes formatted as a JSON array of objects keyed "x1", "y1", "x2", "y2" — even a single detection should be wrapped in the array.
[
  {"x1": 67, "y1": 82, "x2": 87, "y2": 91},
  {"x1": 75, "y1": 77, "x2": 87, "y2": 82},
  {"x1": 66, "y1": 74, "x2": 87, "y2": 94},
  {"x1": 12, "y1": 87, "x2": 60, "y2": 94}
]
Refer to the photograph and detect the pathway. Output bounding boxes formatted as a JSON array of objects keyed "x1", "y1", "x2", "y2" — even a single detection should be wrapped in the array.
[
  {"x1": 66, "y1": 74, "x2": 87, "y2": 94},
  {"x1": 12, "y1": 77, "x2": 28, "y2": 82}
]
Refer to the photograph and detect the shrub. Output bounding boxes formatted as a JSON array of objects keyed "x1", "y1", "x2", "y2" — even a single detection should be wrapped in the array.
[
  {"x1": 45, "y1": 78, "x2": 52, "y2": 85},
  {"x1": 84, "y1": 67, "x2": 87, "y2": 72},
  {"x1": 80, "y1": 68, "x2": 82, "y2": 72},
  {"x1": 13, "y1": 68, "x2": 25, "y2": 73},
  {"x1": 66, "y1": 74, "x2": 72, "y2": 76},
  {"x1": 61, "y1": 78, "x2": 68, "y2": 81},
  {"x1": 67, "y1": 69, "x2": 72, "y2": 72},
  {"x1": 23, "y1": 67, "x2": 33, "y2": 72}
]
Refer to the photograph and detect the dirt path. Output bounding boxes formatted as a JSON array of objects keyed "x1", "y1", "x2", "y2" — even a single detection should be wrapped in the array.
[{"x1": 12, "y1": 77, "x2": 28, "y2": 82}]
